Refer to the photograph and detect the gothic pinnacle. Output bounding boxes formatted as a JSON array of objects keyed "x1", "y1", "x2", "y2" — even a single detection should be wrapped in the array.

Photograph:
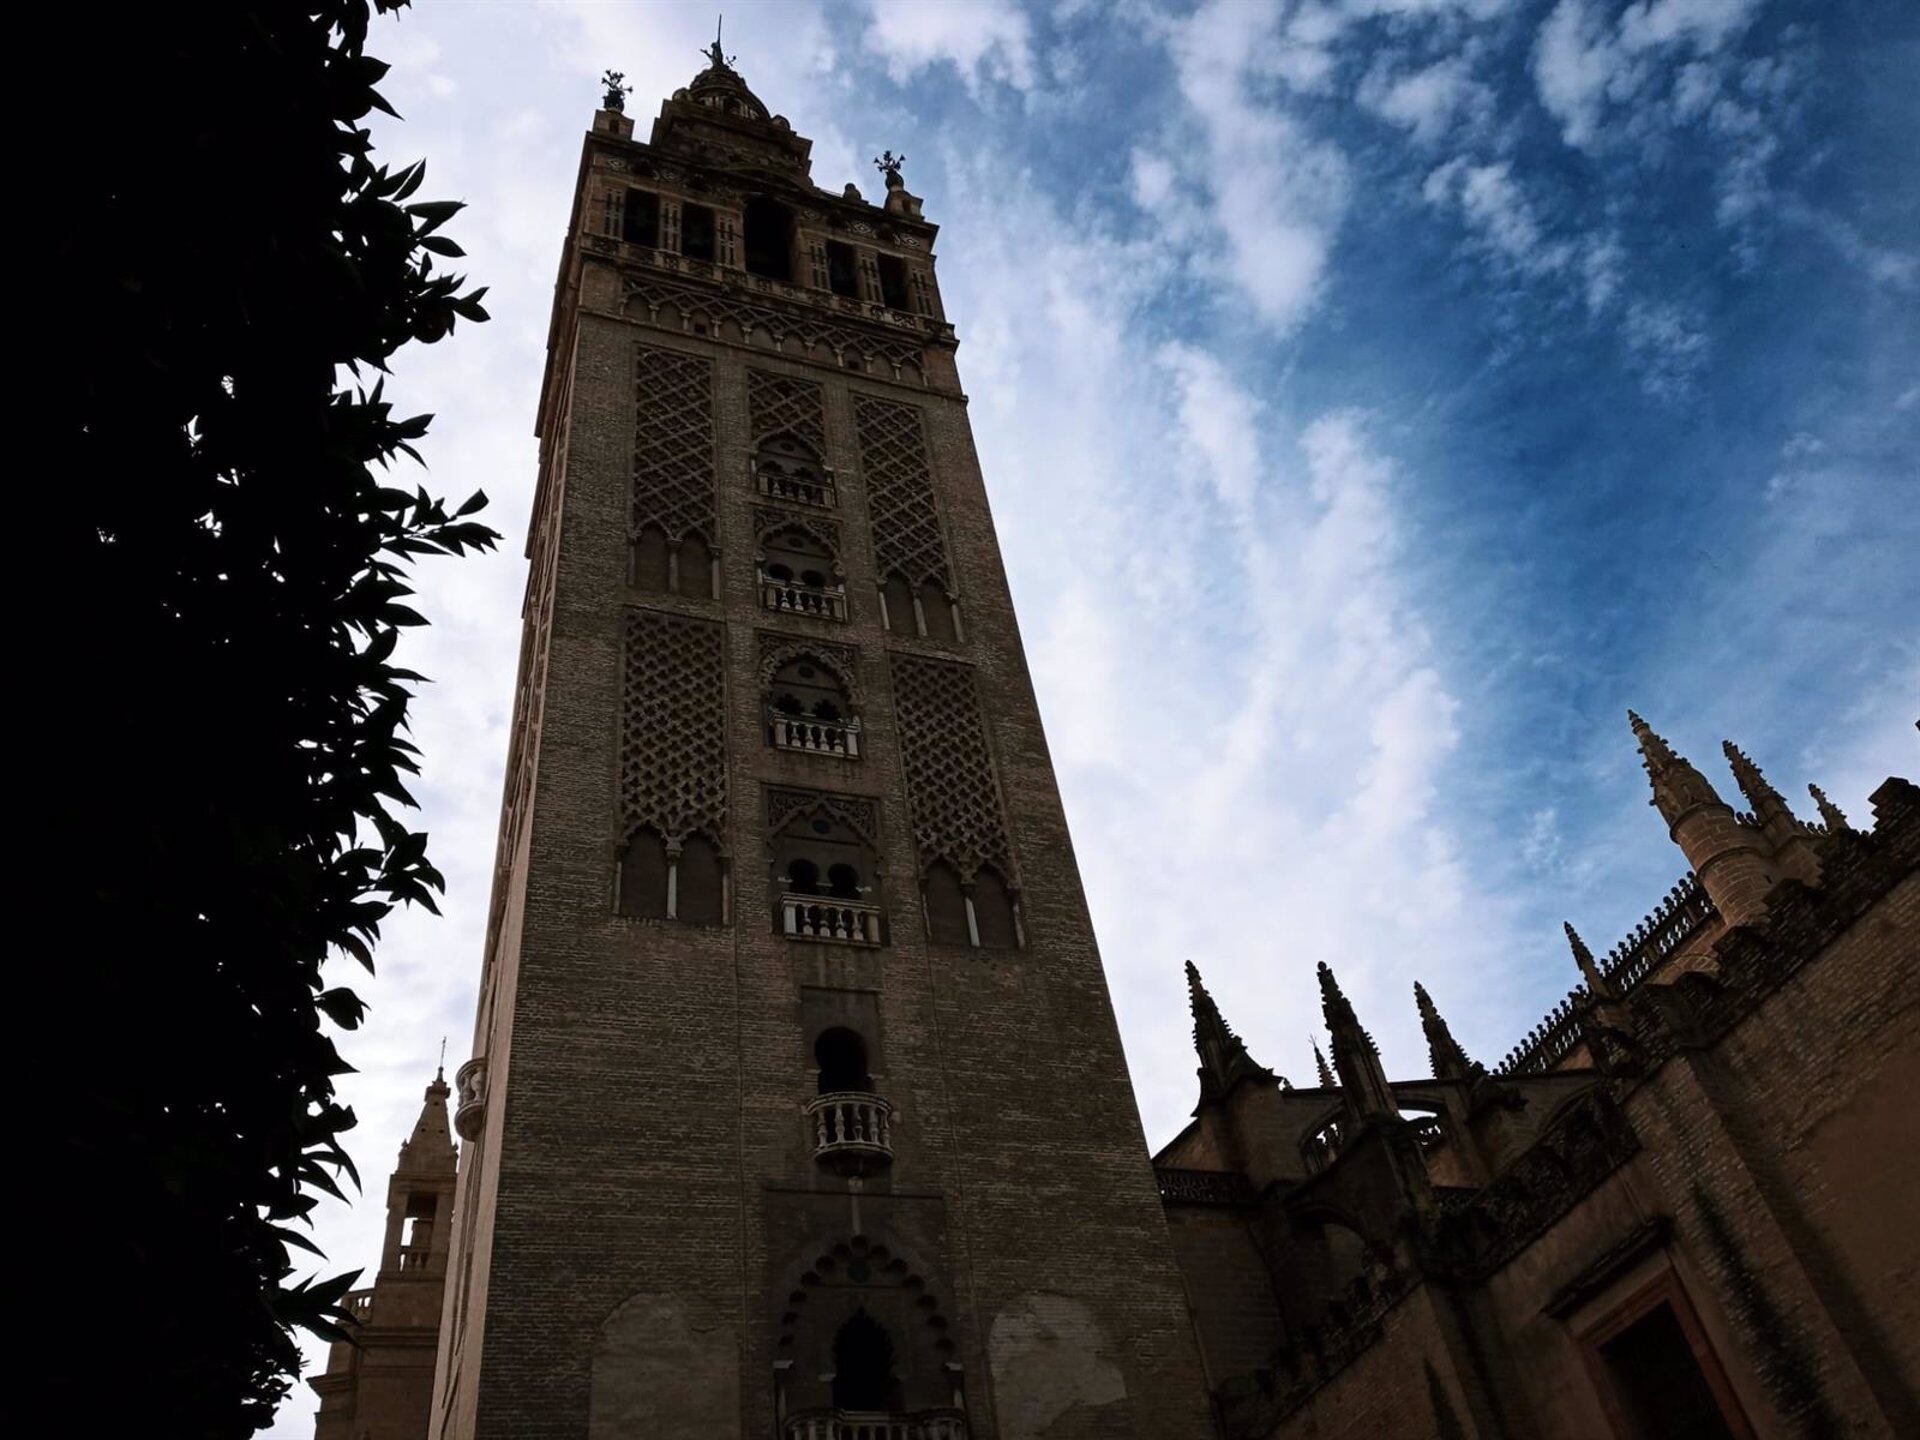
[
  {"x1": 1314, "y1": 1038, "x2": 1335, "y2": 1088},
  {"x1": 1808, "y1": 783, "x2": 1851, "y2": 832},
  {"x1": 1564, "y1": 921, "x2": 1616, "y2": 1001},
  {"x1": 1629, "y1": 710, "x2": 1721, "y2": 823},
  {"x1": 1185, "y1": 960, "x2": 1270, "y2": 1098},
  {"x1": 1317, "y1": 962, "x2": 1370, "y2": 1048},
  {"x1": 1414, "y1": 981, "x2": 1475, "y2": 1081},
  {"x1": 1723, "y1": 740, "x2": 1789, "y2": 817}
]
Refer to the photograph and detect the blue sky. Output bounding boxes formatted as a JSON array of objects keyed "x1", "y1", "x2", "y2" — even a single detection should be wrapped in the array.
[{"x1": 273, "y1": 0, "x2": 1915, "y2": 1425}]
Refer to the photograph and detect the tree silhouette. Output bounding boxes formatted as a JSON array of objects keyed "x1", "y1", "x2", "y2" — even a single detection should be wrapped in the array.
[{"x1": 42, "y1": 2, "x2": 494, "y2": 1433}]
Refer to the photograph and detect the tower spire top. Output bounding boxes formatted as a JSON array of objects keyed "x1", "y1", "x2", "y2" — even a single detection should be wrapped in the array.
[
  {"x1": 1313, "y1": 1037, "x2": 1335, "y2": 1088},
  {"x1": 1318, "y1": 963, "x2": 1398, "y2": 1120},
  {"x1": 1630, "y1": 710, "x2": 1721, "y2": 824},
  {"x1": 1185, "y1": 961, "x2": 1273, "y2": 1100}
]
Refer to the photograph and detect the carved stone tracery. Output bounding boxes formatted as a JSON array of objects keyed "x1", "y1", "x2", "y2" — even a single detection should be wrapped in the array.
[
  {"x1": 631, "y1": 345, "x2": 717, "y2": 547},
  {"x1": 620, "y1": 610, "x2": 729, "y2": 850},
  {"x1": 757, "y1": 632, "x2": 862, "y2": 708},
  {"x1": 887, "y1": 656, "x2": 1013, "y2": 883},
  {"x1": 855, "y1": 396, "x2": 951, "y2": 591},
  {"x1": 747, "y1": 369, "x2": 827, "y2": 453}
]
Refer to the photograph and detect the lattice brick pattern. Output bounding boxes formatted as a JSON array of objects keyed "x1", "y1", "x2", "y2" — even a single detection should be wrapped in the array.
[
  {"x1": 854, "y1": 396, "x2": 950, "y2": 590},
  {"x1": 621, "y1": 610, "x2": 729, "y2": 848},
  {"x1": 632, "y1": 345, "x2": 717, "y2": 545},
  {"x1": 626, "y1": 277, "x2": 932, "y2": 381},
  {"x1": 747, "y1": 369, "x2": 826, "y2": 453},
  {"x1": 888, "y1": 656, "x2": 1012, "y2": 881}
]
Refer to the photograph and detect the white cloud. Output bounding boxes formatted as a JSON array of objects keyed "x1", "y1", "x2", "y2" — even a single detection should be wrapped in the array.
[
  {"x1": 1622, "y1": 299, "x2": 1710, "y2": 398},
  {"x1": 861, "y1": 0, "x2": 1035, "y2": 93},
  {"x1": 1359, "y1": 54, "x2": 1496, "y2": 146}
]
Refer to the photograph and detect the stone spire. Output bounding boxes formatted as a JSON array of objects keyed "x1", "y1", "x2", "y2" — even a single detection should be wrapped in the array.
[
  {"x1": 1723, "y1": 740, "x2": 1794, "y2": 825},
  {"x1": 1564, "y1": 921, "x2": 1617, "y2": 1001},
  {"x1": 1414, "y1": 981, "x2": 1477, "y2": 1082},
  {"x1": 397, "y1": 1066, "x2": 458, "y2": 1180},
  {"x1": 1318, "y1": 963, "x2": 1398, "y2": 1121},
  {"x1": 1186, "y1": 961, "x2": 1273, "y2": 1101},
  {"x1": 1809, "y1": 783, "x2": 1852, "y2": 833},
  {"x1": 1313, "y1": 1038, "x2": 1335, "y2": 1089},
  {"x1": 1630, "y1": 711, "x2": 1722, "y2": 825}
]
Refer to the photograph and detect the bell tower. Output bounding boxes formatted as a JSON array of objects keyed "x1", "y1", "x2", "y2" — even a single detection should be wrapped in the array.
[{"x1": 429, "y1": 51, "x2": 1212, "y2": 1439}]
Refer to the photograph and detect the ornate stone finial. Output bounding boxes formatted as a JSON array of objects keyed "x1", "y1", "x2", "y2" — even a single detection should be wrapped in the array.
[
  {"x1": 601, "y1": 69, "x2": 628, "y2": 113},
  {"x1": 1317, "y1": 962, "x2": 1372, "y2": 1049},
  {"x1": 1629, "y1": 710, "x2": 1722, "y2": 824},
  {"x1": 1414, "y1": 981, "x2": 1477, "y2": 1082},
  {"x1": 1185, "y1": 961, "x2": 1274, "y2": 1100},
  {"x1": 1313, "y1": 1038, "x2": 1335, "y2": 1088},
  {"x1": 874, "y1": 150, "x2": 907, "y2": 189},
  {"x1": 1317, "y1": 963, "x2": 1398, "y2": 1120},
  {"x1": 1564, "y1": 921, "x2": 1616, "y2": 1001},
  {"x1": 1808, "y1": 783, "x2": 1852, "y2": 832},
  {"x1": 1723, "y1": 739, "x2": 1791, "y2": 820}
]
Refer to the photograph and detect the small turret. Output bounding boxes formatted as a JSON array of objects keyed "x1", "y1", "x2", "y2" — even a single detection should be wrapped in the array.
[
  {"x1": 1318, "y1": 963, "x2": 1399, "y2": 1122},
  {"x1": 1629, "y1": 712, "x2": 1780, "y2": 927}
]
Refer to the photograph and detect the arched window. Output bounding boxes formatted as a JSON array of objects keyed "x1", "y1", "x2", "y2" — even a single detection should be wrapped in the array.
[
  {"x1": 755, "y1": 433, "x2": 833, "y2": 507},
  {"x1": 676, "y1": 532, "x2": 714, "y2": 600},
  {"x1": 922, "y1": 860, "x2": 970, "y2": 946},
  {"x1": 773, "y1": 803, "x2": 883, "y2": 944},
  {"x1": 631, "y1": 525, "x2": 671, "y2": 593},
  {"x1": 766, "y1": 657, "x2": 859, "y2": 757},
  {"x1": 743, "y1": 196, "x2": 795, "y2": 282},
  {"x1": 787, "y1": 857, "x2": 821, "y2": 895},
  {"x1": 880, "y1": 572, "x2": 916, "y2": 635},
  {"x1": 972, "y1": 867, "x2": 1019, "y2": 948},
  {"x1": 760, "y1": 528, "x2": 845, "y2": 620},
  {"x1": 618, "y1": 829, "x2": 669, "y2": 919},
  {"x1": 918, "y1": 579, "x2": 956, "y2": 641},
  {"x1": 814, "y1": 1028, "x2": 872, "y2": 1094},
  {"x1": 831, "y1": 1310, "x2": 900, "y2": 1411},
  {"x1": 827, "y1": 863, "x2": 862, "y2": 900},
  {"x1": 676, "y1": 833, "x2": 725, "y2": 924}
]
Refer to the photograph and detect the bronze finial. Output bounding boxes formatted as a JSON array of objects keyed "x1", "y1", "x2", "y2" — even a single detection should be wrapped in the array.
[
  {"x1": 874, "y1": 150, "x2": 907, "y2": 184},
  {"x1": 601, "y1": 69, "x2": 628, "y2": 112},
  {"x1": 704, "y1": 16, "x2": 733, "y2": 70}
]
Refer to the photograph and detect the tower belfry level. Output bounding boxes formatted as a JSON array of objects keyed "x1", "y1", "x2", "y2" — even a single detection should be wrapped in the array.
[{"x1": 418, "y1": 51, "x2": 1214, "y2": 1440}]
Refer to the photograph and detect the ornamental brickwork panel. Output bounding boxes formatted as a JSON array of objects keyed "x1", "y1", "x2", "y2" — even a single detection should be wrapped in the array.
[
  {"x1": 887, "y1": 655, "x2": 1013, "y2": 882},
  {"x1": 854, "y1": 395, "x2": 950, "y2": 590},
  {"x1": 621, "y1": 609, "x2": 728, "y2": 849},
  {"x1": 747, "y1": 369, "x2": 826, "y2": 453},
  {"x1": 632, "y1": 344, "x2": 717, "y2": 545}
]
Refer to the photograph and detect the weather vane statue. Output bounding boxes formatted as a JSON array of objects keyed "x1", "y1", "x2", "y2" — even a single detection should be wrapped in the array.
[
  {"x1": 704, "y1": 15, "x2": 734, "y2": 70},
  {"x1": 601, "y1": 69, "x2": 627, "y2": 112},
  {"x1": 874, "y1": 150, "x2": 907, "y2": 186}
]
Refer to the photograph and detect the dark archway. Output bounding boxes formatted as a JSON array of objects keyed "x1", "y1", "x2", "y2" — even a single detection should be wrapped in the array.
[
  {"x1": 814, "y1": 1028, "x2": 872, "y2": 1094},
  {"x1": 744, "y1": 196, "x2": 795, "y2": 282},
  {"x1": 831, "y1": 1309, "x2": 900, "y2": 1410}
]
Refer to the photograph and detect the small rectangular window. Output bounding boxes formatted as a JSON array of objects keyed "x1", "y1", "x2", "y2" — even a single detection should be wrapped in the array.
[
  {"x1": 876, "y1": 253, "x2": 911, "y2": 310},
  {"x1": 826, "y1": 241, "x2": 860, "y2": 299},
  {"x1": 622, "y1": 188, "x2": 660, "y2": 248},
  {"x1": 682, "y1": 204, "x2": 717, "y2": 262}
]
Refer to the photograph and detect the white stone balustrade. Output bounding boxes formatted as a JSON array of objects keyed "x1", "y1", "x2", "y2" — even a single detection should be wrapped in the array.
[
  {"x1": 454, "y1": 1056, "x2": 487, "y2": 1141},
  {"x1": 760, "y1": 572, "x2": 848, "y2": 621},
  {"x1": 768, "y1": 708, "x2": 861, "y2": 758},
  {"x1": 784, "y1": 1410, "x2": 966, "y2": 1440},
  {"x1": 781, "y1": 894, "x2": 883, "y2": 945},
  {"x1": 757, "y1": 465, "x2": 836, "y2": 508},
  {"x1": 805, "y1": 1091, "x2": 895, "y2": 1166}
]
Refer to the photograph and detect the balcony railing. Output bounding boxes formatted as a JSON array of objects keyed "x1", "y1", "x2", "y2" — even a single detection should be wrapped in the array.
[
  {"x1": 784, "y1": 1411, "x2": 967, "y2": 1440},
  {"x1": 760, "y1": 572, "x2": 848, "y2": 621},
  {"x1": 781, "y1": 894, "x2": 883, "y2": 945},
  {"x1": 769, "y1": 708, "x2": 861, "y2": 758},
  {"x1": 806, "y1": 1091, "x2": 895, "y2": 1168},
  {"x1": 454, "y1": 1056, "x2": 487, "y2": 1141},
  {"x1": 757, "y1": 466, "x2": 836, "y2": 509}
]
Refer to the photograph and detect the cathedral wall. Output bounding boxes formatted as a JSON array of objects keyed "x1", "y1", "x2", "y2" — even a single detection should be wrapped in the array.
[{"x1": 1162, "y1": 1203, "x2": 1283, "y2": 1382}]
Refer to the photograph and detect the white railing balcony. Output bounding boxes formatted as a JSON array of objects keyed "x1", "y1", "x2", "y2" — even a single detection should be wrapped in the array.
[
  {"x1": 769, "y1": 708, "x2": 861, "y2": 758},
  {"x1": 785, "y1": 1410, "x2": 967, "y2": 1440},
  {"x1": 781, "y1": 894, "x2": 884, "y2": 945},
  {"x1": 806, "y1": 1091, "x2": 895, "y2": 1169},
  {"x1": 757, "y1": 466, "x2": 837, "y2": 508},
  {"x1": 760, "y1": 572, "x2": 848, "y2": 621}
]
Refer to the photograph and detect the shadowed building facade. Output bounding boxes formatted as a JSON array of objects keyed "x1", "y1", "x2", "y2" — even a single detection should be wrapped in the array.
[
  {"x1": 310, "y1": 53, "x2": 1918, "y2": 1440},
  {"x1": 415, "y1": 49, "x2": 1212, "y2": 1440}
]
